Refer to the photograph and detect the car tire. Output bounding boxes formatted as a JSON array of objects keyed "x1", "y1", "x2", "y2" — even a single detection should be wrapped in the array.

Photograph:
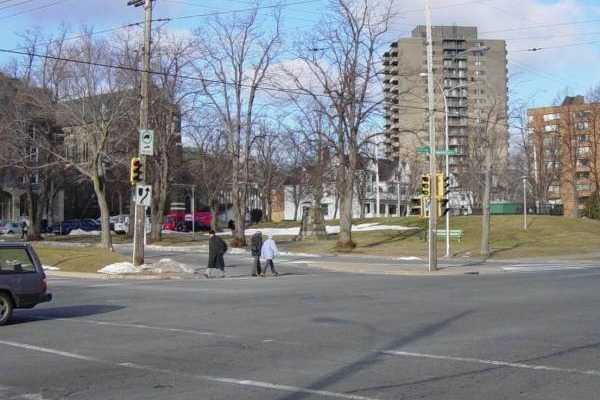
[{"x1": 0, "y1": 292, "x2": 14, "y2": 326}]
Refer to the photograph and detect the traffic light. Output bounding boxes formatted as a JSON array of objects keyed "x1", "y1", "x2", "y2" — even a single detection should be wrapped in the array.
[
  {"x1": 437, "y1": 174, "x2": 450, "y2": 216},
  {"x1": 421, "y1": 174, "x2": 431, "y2": 198},
  {"x1": 436, "y1": 174, "x2": 450, "y2": 199},
  {"x1": 130, "y1": 157, "x2": 143, "y2": 185},
  {"x1": 438, "y1": 198, "x2": 450, "y2": 217}
]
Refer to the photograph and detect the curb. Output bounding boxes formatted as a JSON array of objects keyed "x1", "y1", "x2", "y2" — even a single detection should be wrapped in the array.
[{"x1": 45, "y1": 270, "x2": 201, "y2": 280}]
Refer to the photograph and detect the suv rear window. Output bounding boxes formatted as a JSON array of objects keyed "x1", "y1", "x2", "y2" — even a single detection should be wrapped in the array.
[{"x1": 0, "y1": 248, "x2": 36, "y2": 274}]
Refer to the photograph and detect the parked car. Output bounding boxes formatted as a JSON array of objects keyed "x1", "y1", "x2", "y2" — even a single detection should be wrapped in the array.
[
  {"x1": 48, "y1": 219, "x2": 100, "y2": 235},
  {"x1": 0, "y1": 222, "x2": 23, "y2": 236},
  {"x1": 0, "y1": 242, "x2": 52, "y2": 326},
  {"x1": 113, "y1": 215, "x2": 151, "y2": 235},
  {"x1": 94, "y1": 217, "x2": 116, "y2": 231}
]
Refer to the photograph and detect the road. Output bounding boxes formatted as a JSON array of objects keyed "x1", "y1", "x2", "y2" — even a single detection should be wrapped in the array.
[{"x1": 2, "y1": 262, "x2": 600, "y2": 399}]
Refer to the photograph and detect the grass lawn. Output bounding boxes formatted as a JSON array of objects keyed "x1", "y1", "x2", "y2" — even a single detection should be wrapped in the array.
[
  {"x1": 35, "y1": 215, "x2": 600, "y2": 273},
  {"x1": 272, "y1": 215, "x2": 600, "y2": 259},
  {"x1": 33, "y1": 244, "x2": 129, "y2": 273}
]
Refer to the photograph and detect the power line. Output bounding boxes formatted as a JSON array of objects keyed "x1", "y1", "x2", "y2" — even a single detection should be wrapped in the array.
[
  {"x1": 480, "y1": 18, "x2": 600, "y2": 35},
  {"x1": 0, "y1": 0, "x2": 72, "y2": 21},
  {"x1": 511, "y1": 40, "x2": 600, "y2": 53},
  {"x1": 0, "y1": 47, "x2": 530, "y2": 133}
]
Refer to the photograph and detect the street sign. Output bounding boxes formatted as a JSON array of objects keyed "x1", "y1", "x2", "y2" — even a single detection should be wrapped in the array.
[
  {"x1": 417, "y1": 146, "x2": 431, "y2": 154},
  {"x1": 139, "y1": 129, "x2": 154, "y2": 156},
  {"x1": 135, "y1": 184, "x2": 152, "y2": 207},
  {"x1": 435, "y1": 150, "x2": 458, "y2": 156}
]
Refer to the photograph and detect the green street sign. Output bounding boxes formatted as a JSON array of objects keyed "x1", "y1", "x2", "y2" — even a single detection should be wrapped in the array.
[
  {"x1": 417, "y1": 146, "x2": 431, "y2": 154},
  {"x1": 435, "y1": 150, "x2": 458, "y2": 156}
]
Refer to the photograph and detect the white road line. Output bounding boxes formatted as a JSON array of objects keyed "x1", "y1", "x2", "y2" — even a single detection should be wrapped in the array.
[
  {"x1": 120, "y1": 362, "x2": 381, "y2": 400},
  {"x1": 30, "y1": 317, "x2": 234, "y2": 339},
  {"x1": 378, "y1": 350, "x2": 600, "y2": 377},
  {"x1": 0, "y1": 340, "x2": 380, "y2": 400},
  {"x1": 0, "y1": 340, "x2": 99, "y2": 362}
]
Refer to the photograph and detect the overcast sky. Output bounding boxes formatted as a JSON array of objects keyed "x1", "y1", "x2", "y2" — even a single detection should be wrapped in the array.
[{"x1": 0, "y1": 0, "x2": 598, "y2": 108}]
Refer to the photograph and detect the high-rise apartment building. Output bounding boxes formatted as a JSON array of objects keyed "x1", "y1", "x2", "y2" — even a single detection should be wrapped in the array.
[
  {"x1": 383, "y1": 26, "x2": 509, "y2": 204},
  {"x1": 527, "y1": 95, "x2": 600, "y2": 217}
]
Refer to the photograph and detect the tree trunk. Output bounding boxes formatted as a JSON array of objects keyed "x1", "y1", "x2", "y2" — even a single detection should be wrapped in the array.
[
  {"x1": 480, "y1": 150, "x2": 492, "y2": 258},
  {"x1": 209, "y1": 198, "x2": 218, "y2": 231},
  {"x1": 91, "y1": 175, "x2": 113, "y2": 251},
  {"x1": 337, "y1": 167, "x2": 354, "y2": 248}
]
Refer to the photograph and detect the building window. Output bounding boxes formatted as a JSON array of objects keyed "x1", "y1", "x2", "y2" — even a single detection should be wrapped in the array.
[
  {"x1": 577, "y1": 146, "x2": 591, "y2": 155},
  {"x1": 364, "y1": 203, "x2": 371, "y2": 214},
  {"x1": 320, "y1": 203, "x2": 329, "y2": 217},
  {"x1": 577, "y1": 159, "x2": 590, "y2": 168},
  {"x1": 576, "y1": 171, "x2": 590, "y2": 180},
  {"x1": 543, "y1": 113, "x2": 560, "y2": 122},
  {"x1": 544, "y1": 124, "x2": 559, "y2": 132},
  {"x1": 576, "y1": 183, "x2": 591, "y2": 192},
  {"x1": 575, "y1": 122, "x2": 590, "y2": 130},
  {"x1": 548, "y1": 185, "x2": 560, "y2": 193}
]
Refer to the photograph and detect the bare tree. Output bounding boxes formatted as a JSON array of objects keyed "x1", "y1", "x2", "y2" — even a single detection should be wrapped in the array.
[
  {"x1": 252, "y1": 120, "x2": 285, "y2": 222},
  {"x1": 51, "y1": 33, "x2": 136, "y2": 250},
  {"x1": 147, "y1": 30, "x2": 195, "y2": 241},
  {"x1": 278, "y1": 0, "x2": 393, "y2": 248},
  {"x1": 192, "y1": 8, "x2": 281, "y2": 246},
  {"x1": 187, "y1": 114, "x2": 231, "y2": 231}
]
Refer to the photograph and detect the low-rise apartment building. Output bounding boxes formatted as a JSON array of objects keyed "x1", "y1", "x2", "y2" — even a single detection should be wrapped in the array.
[{"x1": 527, "y1": 95, "x2": 600, "y2": 217}]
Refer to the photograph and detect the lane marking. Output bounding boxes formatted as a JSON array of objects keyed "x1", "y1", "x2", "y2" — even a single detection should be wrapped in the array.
[
  {"x1": 120, "y1": 362, "x2": 381, "y2": 400},
  {"x1": 378, "y1": 350, "x2": 600, "y2": 377},
  {"x1": 26, "y1": 317, "x2": 232, "y2": 339},
  {"x1": 0, "y1": 340, "x2": 380, "y2": 400},
  {"x1": 0, "y1": 340, "x2": 99, "y2": 362}
]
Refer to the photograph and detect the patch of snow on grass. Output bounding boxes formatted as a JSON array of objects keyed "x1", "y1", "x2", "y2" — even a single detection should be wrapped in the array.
[
  {"x1": 99, "y1": 262, "x2": 140, "y2": 274},
  {"x1": 141, "y1": 258, "x2": 194, "y2": 274}
]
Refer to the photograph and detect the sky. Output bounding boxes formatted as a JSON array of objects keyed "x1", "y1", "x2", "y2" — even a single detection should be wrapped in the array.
[{"x1": 0, "y1": 0, "x2": 598, "y2": 110}]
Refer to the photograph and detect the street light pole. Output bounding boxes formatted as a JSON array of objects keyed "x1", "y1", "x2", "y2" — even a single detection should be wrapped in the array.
[
  {"x1": 419, "y1": 45, "x2": 489, "y2": 259},
  {"x1": 424, "y1": 0, "x2": 437, "y2": 272}
]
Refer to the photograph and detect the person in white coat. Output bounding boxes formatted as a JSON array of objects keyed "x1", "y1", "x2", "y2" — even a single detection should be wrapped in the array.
[{"x1": 260, "y1": 234, "x2": 279, "y2": 277}]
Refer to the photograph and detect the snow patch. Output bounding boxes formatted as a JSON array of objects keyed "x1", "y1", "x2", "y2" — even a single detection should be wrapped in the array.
[
  {"x1": 141, "y1": 258, "x2": 194, "y2": 274},
  {"x1": 241, "y1": 224, "x2": 416, "y2": 237},
  {"x1": 98, "y1": 259, "x2": 195, "y2": 275},
  {"x1": 43, "y1": 265, "x2": 60, "y2": 271},
  {"x1": 99, "y1": 262, "x2": 140, "y2": 274},
  {"x1": 395, "y1": 256, "x2": 421, "y2": 261}
]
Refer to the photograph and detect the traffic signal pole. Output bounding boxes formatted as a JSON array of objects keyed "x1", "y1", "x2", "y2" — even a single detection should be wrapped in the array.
[
  {"x1": 130, "y1": 0, "x2": 153, "y2": 266},
  {"x1": 424, "y1": 0, "x2": 437, "y2": 272}
]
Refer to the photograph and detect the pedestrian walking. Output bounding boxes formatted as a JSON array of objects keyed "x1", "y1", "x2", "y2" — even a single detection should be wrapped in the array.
[
  {"x1": 20, "y1": 220, "x2": 27, "y2": 240},
  {"x1": 260, "y1": 234, "x2": 279, "y2": 277},
  {"x1": 205, "y1": 230, "x2": 228, "y2": 278},
  {"x1": 250, "y1": 231, "x2": 263, "y2": 276}
]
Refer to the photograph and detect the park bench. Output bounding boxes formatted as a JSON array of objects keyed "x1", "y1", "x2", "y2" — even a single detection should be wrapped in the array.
[{"x1": 419, "y1": 229, "x2": 464, "y2": 242}]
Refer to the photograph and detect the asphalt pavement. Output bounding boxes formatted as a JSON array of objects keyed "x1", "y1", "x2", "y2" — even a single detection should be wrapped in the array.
[{"x1": 3, "y1": 260, "x2": 600, "y2": 399}]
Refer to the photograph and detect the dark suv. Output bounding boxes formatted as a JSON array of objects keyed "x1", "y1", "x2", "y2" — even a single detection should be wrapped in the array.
[{"x1": 0, "y1": 243, "x2": 52, "y2": 326}]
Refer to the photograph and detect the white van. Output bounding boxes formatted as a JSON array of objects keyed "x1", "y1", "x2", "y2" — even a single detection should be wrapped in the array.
[{"x1": 114, "y1": 215, "x2": 151, "y2": 234}]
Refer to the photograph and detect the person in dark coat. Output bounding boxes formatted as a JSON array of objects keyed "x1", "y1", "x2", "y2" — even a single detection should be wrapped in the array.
[
  {"x1": 250, "y1": 231, "x2": 263, "y2": 276},
  {"x1": 205, "y1": 230, "x2": 228, "y2": 278},
  {"x1": 20, "y1": 220, "x2": 27, "y2": 240}
]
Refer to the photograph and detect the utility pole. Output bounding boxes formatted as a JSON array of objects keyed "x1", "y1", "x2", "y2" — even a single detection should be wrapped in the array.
[
  {"x1": 424, "y1": 0, "x2": 437, "y2": 271},
  {"x1": 129, "y1": 0, "x2": 153, "y2": 266}
]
